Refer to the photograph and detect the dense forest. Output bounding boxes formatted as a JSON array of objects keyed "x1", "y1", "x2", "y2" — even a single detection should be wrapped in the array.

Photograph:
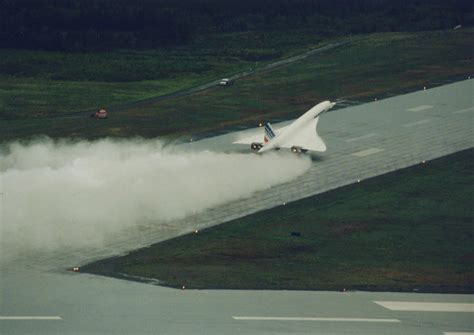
[{"x1": 1, "y1": 0, "x2": 473, "y2": 51}]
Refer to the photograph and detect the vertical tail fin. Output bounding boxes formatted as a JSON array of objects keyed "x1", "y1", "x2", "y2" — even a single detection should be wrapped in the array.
[{"x1": 263, "y1": 122, "x2": 276, "y2": 143}]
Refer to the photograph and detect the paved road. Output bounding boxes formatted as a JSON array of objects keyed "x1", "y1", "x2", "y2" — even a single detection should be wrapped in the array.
[
  {"x1": 81, "y1": 40, "x2": 350, "y2": 117},
  {"x1": 1, "y1": 79, "x2": 472, "y2": 334}
]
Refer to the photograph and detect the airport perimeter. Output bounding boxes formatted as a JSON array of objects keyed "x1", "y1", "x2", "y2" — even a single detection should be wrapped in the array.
[
  {"x1": 1, "y1": 79, "x2": 472, "y2": 335},
  {"x1": 70, "y1": 78, "x2": 474, "y2": 268}
]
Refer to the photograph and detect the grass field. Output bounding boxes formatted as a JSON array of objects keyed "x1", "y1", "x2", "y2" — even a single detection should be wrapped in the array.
[
  {"x1": 82, "y1": 149, "x2": 474, "y2": 292},
  {"x1": 1, "y1": 29, "x2": 472, "y2": 141},
  {"x1": 0, "y1": 30, "x2": 324, "y2": 119},
  {"x1": 137, "y1": 30, "x2": 473, "y2": 137}
]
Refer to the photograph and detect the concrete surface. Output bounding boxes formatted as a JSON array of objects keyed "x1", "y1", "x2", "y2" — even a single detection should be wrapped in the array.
[{"x1": 1, "y1": 79, "x2": 472, "y2": 334}]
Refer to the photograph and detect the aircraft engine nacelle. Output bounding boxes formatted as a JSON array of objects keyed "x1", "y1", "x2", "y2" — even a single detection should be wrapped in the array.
[
  {"x1": 251, "y1": 143, "x2": 263, "y2": 151},
  {"x1": 290, "y1": 146, "x2": 307, "y2": 154}
]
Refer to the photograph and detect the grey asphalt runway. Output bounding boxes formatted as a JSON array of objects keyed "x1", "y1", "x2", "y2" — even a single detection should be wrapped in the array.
[
  {"x1": 1, "y1": 268, "x2": 473, "y2": 335},
  {"x1": 1, "y1": 79, "x2": 472, "y2": 334}
]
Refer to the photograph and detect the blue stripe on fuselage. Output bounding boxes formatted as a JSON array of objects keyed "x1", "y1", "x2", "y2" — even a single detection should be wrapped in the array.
[{"x1": 264, "y1": 123, "x2": 275, "y2": 139}]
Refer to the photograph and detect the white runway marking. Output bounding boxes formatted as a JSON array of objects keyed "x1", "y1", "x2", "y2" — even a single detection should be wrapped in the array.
[
  {"x1": 407, "y1": 105, "x2": 433, "y2": 112},
  {"x1": 351, "y1": 148, "x2": 384, "y2": 157},
  {"x1": 345, "y1": 133, "x2": 377, "y2": 142},
  {"x1": 374, "y1": 301, "x2": 474, "y2": 312},
  {"x1": 452, "y1": 107, "x2": 474, "y2": 114},
  {"x1": 233, "y1": 316, "x2": 400, "y2": 322},
  {"x1": 403, "y1": 119, "x2": 431, "y2": 127},
  {"x1": 444, "y1": 332, "x2": 474, "y2": 335},
  {"x1": 0, "y1": 316, "x2": 62, "y2": 320}
]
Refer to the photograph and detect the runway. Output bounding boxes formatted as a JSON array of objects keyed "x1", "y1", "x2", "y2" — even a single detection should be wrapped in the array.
[
  {"x1": 64, "y1": 77, "x2": 473, "y2": 269},
  {"x1": 1, "y1": 268, "x2": 473, "y2": 334},
  {"x1": 177, "y1": 78, "x2": 474, "y2": 235},
  {"x1": 1, "y1": 79, "x2": 473, "y2": 334}
]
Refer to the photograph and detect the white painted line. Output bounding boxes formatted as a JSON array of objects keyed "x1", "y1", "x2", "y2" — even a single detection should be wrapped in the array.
[
  {"x1": 403, "y1": 119, "x2": 431, "y2": 127},
  {"x1": 345, "y1": 133, "x2": 377, "y2": 143},
  {"x1": 0, "y1": 316, "x2": 62, "y2": 320},
  {"x1": 407, "y1": 105, "x2": 433, "y2": 112},
  {"x1": 374, "y1": 301, "x2": 474, "y2": 312},
  {"x1": 452, "y1": 107, "x2": 474, "y2": 114},
  {"x1": 444, "y1": 332, "x2": 474, "y2": 335},
  {"x1": 233, "y1": 316, "x2": 400, "y2": 323},
  {"x1": 351, "y1": 148, "x2": 384, "y2": 157}
]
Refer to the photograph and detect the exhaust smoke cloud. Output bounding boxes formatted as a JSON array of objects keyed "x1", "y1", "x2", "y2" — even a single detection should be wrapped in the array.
[{"x1": 0, "y1": 138, "x2": 310, "y2": 262}]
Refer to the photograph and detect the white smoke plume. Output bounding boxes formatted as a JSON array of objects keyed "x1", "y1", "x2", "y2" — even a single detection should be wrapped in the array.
[{"x1": 0, "y1": 138, "x2": 310, "y2": 261}]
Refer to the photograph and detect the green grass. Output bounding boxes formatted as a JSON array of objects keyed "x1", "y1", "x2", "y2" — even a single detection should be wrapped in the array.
[
  {"x1": 82, "y1": 149, "x2": 474, "y2": 292},
  {"x1": 1, "y1": 29, "x2": 472, "y2": 141},
  {"x1": 0, "y1": 51, "x2": 248, "y2": 120},
  {"x1": 0, "y1": 30, "x2": 324, "y2": 118},
  {"x1": 138, "y1": 30, "x2": 473, "y2": 136}
]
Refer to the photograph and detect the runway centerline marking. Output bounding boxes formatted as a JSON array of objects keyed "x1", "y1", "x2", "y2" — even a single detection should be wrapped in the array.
[
  {"x1": 345, "y1": 133, "x2": 377, "y2": 142},
  {"x1": 0, "y1": 316, "x2": 62, "y2": 320},
  {"x1": 374, "y1": 301, "x2": 474, "y2": 312},
  {"x1": 452, "y1": 107, "x2": 474, "y2": 114},
  {"x1": 407, "y1": 105, "x2": 433, "y2": 112},
  {"x1": 351, "y1": 148, "x2": 384, "y2": 157},
  {"x1": 403, "y1": 119, "x2": 431, "y2": 127},
  {"x1": 233, "y1": 316, "x2": 400, "y2": 322}
]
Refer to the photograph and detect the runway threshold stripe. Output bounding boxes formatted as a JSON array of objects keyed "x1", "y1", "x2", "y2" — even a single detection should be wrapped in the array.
[
  {"x1": 233, "y1": 317, "x2": 400, "y2": 323},
  {"x1": 374, "y1": 301, "x2": 474, "y2": 312},
  {"x1": 407, "y1": 105, "x2": 433, "y2": 112},
  {"x1": 351, "y1": 148, "x2": 384, "y2": 157},
  {"x1": 452, "y1": 107, "x2": 474, "y2": 114},
  {"x1": 403, "y1": 119, "x2": 431, "y2": 127},
  {"x1": 0, "y1": 316, "x2": 62, "y2": 320},
  {"x1": 345, "y1": 133, "x2": 377, "y2": 142}
]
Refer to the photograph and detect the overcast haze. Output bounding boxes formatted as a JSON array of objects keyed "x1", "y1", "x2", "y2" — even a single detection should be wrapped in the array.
[{"x1": 0, "y1": 138, "x2": 310, "y2": 262}]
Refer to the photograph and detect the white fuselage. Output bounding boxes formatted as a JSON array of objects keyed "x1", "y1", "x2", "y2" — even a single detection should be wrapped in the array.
[{"x1": 258, "y1": 101, "x2": 335, "y2": 153}]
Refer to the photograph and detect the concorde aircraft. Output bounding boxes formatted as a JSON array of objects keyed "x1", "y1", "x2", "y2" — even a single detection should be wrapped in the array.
[{"x1": 234, "y1": 100, "x2": 335, "y2": 153}]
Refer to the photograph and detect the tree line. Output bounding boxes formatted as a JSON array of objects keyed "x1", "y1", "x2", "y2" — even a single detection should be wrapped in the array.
[{"x1": 1, "y1": 0, "x2": 472, "y2": 51}]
